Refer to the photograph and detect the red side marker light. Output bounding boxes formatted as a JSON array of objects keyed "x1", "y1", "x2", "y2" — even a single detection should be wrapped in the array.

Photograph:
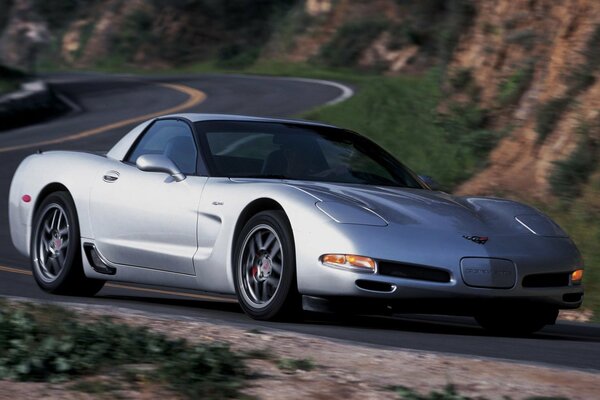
[{"x1": 22, "y1": 195, "x2": 31, "y2": 203}]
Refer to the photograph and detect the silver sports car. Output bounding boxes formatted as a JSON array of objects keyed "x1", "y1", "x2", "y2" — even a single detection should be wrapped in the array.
[{"x1": 9, "y1": 114, "x2": 584, "y2": 333}]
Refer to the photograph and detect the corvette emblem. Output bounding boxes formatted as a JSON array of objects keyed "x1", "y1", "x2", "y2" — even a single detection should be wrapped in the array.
[{"x1": 463, "y1": 235, "x2": 488, "y2": 245}]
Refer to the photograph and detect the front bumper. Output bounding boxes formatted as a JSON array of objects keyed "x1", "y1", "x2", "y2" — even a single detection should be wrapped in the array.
[{"x1": 294, "y1": 223, "x2": 584, "y2": 310}]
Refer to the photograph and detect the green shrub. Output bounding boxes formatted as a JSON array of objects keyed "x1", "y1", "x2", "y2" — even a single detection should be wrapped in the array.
[
  {"x1": 269, "y1": 3, "x2": 314, "y2": 53},
  {"x1": 389, "y1": 384, "x2": 570, "y2": 399},
  {"x1": 449, "y1": 68, "x2": 473, "y2": 91},
  {"x1": 277, "y1": 358, "x2": 315, "y2": 372},
  {"x1": 448, "y1": 67, "x2": 481, "y2": 100},
  {"x1": 32, "y1": 0, "x2": 96, "y2": 30},
  {"x1": 216, "y1": 44, "x2": 260, "y2": 68},
  {"x1": 0, "y1": 304, "x2": 247, "y2": 398},
  {"x1": 567, "y1": 24, "x2": 600, "y2": 96},
  {"x1": 549, "y1": 124, "x2": 598, "y2": 201},
  {"x1": 390, "y1": 0, "x2": 475, "y2": 66},
  {"x1": 535, "y1": 97, "x2": 572, "y2": 142},
  {"x1": 436, "y1": 0, "x2": 476, "y2": 66},
  {"x1": 390, "y1": 384, "x2": 475, "y2": 399},
  {"x1": 159, "y1": 344, "x2": 246, "y2": 399},
  {"x1": 318, "y1": 19, "x2": 389, "y2": 68},
  {"x1": 497, "y1": 63, "x2": 535, "y2": 106},
  {"x1": 113, "y1": 9, "x2": 155, "y2": 62}
]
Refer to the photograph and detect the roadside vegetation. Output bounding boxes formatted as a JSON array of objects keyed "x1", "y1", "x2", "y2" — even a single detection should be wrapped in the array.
[
  {"x1": 0, "y1": 301, "x2": 246, "y2": 398},
  {"x1": 389, "y1": 384, "x2": 569, "y2": 400}
]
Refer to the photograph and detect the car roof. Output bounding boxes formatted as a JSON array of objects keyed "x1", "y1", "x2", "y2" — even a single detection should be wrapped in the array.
[{"x1": 160, "y1": 113, "x2": 338, "y2": 128}]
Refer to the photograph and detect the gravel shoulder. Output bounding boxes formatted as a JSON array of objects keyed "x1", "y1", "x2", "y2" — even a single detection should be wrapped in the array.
[{"x1": 0, "y1": 298, "x2": 598, "y2": 400}]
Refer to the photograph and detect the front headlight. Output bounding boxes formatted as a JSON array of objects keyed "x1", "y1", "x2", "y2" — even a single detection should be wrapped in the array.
[
  {"x1": 316, "y1": 201, "x2": 387, "y2": 226},
  {"x1": 571, "y1": 269, "x2": 584, "y2": 284},
  {"x1": 321, "y1": 254, "x2": 376, "y2": 272}
]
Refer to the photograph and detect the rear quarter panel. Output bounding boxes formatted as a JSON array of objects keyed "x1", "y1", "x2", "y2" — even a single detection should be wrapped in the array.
[{"x1": 9, "y1": 151, "x2": 109, "y2": 256}]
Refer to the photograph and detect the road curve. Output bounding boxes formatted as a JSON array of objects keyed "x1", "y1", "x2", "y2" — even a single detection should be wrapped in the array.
[{"x1": 1, "y1": 73, "x2": 599, "y2": 372}]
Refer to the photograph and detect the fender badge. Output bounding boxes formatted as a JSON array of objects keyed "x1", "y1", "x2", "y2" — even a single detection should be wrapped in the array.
[{"x1": 463, "y1": 235, "x2": 489, "y2": 245}]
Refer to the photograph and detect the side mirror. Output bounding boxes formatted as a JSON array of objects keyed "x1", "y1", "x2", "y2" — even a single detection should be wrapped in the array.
[
  {"x1": 136, "y1": 154, "x2": 186, "y2": 182},
  {"x1": 419, "y1": 175, "x2": 441, "y2": 191}
]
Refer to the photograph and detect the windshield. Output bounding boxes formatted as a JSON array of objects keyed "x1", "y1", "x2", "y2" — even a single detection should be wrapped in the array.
[{"x1": 195, "y1": 120, "x2": 425, "y2": 189}]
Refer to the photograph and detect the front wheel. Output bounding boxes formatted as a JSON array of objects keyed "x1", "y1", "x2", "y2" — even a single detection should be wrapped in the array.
[
  {"x1": 475, "y1": 305, "x2": 558, "y2": 335},
  {"x1": 31, "y1": 191, "x2": 105, "y2": 296},
  {"x1": 233, "y1": 210, "x2": 300, "y2": 320}
]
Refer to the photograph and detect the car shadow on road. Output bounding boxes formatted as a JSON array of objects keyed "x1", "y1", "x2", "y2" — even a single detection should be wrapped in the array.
[
  {"x1": 95, "y1": 293, "x2": 600, "y2": 342},
  {"x1": 304, "y1": 312, "x2": 600, "y2": 342}
]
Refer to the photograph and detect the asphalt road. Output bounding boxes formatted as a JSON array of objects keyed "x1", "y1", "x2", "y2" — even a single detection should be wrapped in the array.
[{"x1": 1, "y1": 73, "x2": 599, "y2": 372}]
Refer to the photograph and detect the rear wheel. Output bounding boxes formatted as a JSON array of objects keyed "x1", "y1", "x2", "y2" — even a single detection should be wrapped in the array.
[
  {"x1": 475, "y1": 305, "x2": 558, "y2": 335},
  {"x1": 31, "y1": 192, "x2": 105, "y2": 296},
  {"x1": 233, "y1": 210, "x2": 300, "y2": 320}
]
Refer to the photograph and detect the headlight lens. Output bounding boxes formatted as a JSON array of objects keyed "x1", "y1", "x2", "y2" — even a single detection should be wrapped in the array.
[
  {"x1": 316, "y1": 201, "x2": 387, "y2": 226},
  {"x1": 571, "y1": 269, "x2": 584, "y2": 284},
  {"x1": 321, "y1": 254, "x2": 376, "y2": 272}
]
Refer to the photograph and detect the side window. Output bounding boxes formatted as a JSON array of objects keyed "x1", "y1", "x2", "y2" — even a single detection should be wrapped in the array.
[{"x1": 127, "y1": 120, "x2": 198, "y2": 175}]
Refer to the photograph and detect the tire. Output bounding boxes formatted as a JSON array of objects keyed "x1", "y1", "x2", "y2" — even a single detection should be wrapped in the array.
[
  {"x1": 475, "y1": 305, "x2": 558, "y2": 335},
  {"x1": 233, "y1": 210, "x2": 300, "y2": 320},
  {"x1": 30, "y1": 191, "x2": 105, "y2": 296}
]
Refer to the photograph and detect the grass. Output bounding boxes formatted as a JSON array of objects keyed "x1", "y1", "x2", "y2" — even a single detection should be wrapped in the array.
[{"x1": 302, "y1": 69, "x2": 498, "y2": 189}]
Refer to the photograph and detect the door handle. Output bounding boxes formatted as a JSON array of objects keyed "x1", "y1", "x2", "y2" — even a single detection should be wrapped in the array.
[{"x1": 103, "y1": 170, "x2": 120, "y2": 183}]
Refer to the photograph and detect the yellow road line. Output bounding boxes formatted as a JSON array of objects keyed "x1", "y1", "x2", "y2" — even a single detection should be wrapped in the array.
[
  {"x1": 0, "y1": 264, "x2": 31, "y2": 275},
  {"x1": 0, "y1": 264, "x2": 235, "y2": 303},
  {"x1": 0, "y1": 83, "x2": 207, "y2": 154},
  {"x1": 105, "y1": 283, "x2": 237, "y2": 303}
]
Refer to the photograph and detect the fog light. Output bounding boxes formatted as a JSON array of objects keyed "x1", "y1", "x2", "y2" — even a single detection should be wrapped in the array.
[
  {"x1": 321, "y1": 254, "x2": 376, "y2": 272},
  {"x1": 571, "y1": 269, "x2": 584, "y2": 283}
]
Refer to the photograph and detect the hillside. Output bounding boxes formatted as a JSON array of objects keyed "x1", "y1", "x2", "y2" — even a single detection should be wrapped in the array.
[{"x1": 2, "y1": 0, "x2": 598, "y2": 199}]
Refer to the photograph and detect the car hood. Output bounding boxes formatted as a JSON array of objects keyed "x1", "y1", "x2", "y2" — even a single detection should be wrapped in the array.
[{"x1": 290, "y1": 181, "x2": 567, "y2": 237}]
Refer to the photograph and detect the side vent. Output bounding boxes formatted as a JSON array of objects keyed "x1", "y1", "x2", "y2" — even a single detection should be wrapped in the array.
[{"x1": 83, "y1": 243, "x2": 116, "y2": 275}]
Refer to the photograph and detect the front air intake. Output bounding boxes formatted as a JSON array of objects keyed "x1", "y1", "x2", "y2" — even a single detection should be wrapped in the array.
[
  {"x1": 378, "y1": 261, "x2": 451, "y2": 283},
  {"x1": 522, "y1": 272, "x2": 570, "y2": 288}
]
